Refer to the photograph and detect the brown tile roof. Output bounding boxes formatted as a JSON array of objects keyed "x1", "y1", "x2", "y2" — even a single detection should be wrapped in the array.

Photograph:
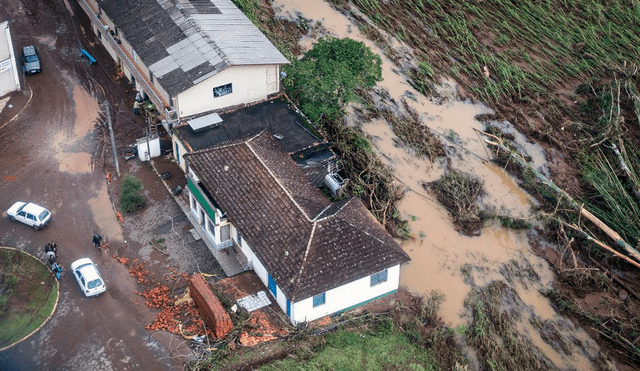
[{"x1": 185, "y1": 131, "x2": 410, "y2": 302}]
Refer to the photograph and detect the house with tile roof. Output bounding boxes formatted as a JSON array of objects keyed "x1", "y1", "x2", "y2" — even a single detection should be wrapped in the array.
[
  {"x1": 184, "y1": 131, "x2": 411, "y2": 324},
  {"x1": 78, "y1": 0, "x2": 289, "y2": 120}
]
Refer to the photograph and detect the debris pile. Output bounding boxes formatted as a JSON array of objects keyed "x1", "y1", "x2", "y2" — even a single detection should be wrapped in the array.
[
  {"x1": 128, "y1": 259, "x2": 149, "y2": 284},
  {"x1": 138, "y1": 284, "x2": 173, "y2": 308},
  {"x1": 239, "y1": 311, "x2": 288, "y2": 346},
  {"x1": 115, "y1": 255, "x2": 212, "y2": 337}
]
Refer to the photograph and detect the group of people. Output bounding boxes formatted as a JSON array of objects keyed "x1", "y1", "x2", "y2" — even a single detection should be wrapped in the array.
[{"x1": 44, "y1": 242, "x2": 62, "y2": 277}]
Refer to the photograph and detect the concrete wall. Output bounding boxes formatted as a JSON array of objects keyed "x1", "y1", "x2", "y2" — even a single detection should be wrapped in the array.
[
  {"x1": 189, "y1": 273, "x2": 233, "y2": 338},
  {"x1": 175, "y1": 64, "x2": 280, "y2": 117},
  {"x1": 0, "y1": 21, "x2": 20, "y2": 97},
  {"x1": 290, "y1": 264, "x2": 401, "y2": 324},
  {"x1": 172, "y1": 134, "x2": 189, "y2": 172}
]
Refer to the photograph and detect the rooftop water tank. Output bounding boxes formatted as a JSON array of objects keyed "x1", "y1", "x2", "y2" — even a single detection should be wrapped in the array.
[{"x1": 324, "y1": 173, "x2": 344, "y2": 196}]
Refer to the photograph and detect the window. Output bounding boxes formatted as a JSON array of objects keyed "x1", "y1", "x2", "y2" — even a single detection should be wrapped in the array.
[
  {"x1": 313, "y1": 292, "x2": 326, "y2": 307},
  {"x1": 213, "y1": 83, "x2": 232, "y2": 98},
  {"x1": 370, "y1": 269, "x2": 388, "y2": 287}
]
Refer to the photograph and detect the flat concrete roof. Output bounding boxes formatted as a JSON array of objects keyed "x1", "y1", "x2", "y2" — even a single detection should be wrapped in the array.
[{"x1": 175, "y1": 98, "x2": 322, "y2": 153}]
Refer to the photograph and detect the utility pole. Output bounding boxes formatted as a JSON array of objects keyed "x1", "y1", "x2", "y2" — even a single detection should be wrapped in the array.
[{"x1": 103, "y1": 101, "x2": 119, "y2": 175}]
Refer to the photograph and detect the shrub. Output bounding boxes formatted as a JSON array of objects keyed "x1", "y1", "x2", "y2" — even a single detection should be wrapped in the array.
[{"x1": 120, "y1": 175, "x2": 145, "y2": 213}]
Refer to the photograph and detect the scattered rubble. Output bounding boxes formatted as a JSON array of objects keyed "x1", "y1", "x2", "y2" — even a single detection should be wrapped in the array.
[
  {"x1": 239, "y1": 311, "x2": 288, "y2": 346},
  {"x1": 189, "y1": 273, "x2": 233, "y2": 339}
]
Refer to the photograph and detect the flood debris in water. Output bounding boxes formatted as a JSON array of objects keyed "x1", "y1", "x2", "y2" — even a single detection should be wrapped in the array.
[{"x1": 425, "y1": 169, "x2": 487, "y2": 236}]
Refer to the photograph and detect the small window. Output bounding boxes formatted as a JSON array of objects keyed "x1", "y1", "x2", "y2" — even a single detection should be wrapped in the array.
[
  {"x1": 213, "y1": 83, "x2": 232, "y2": 98},
  {"x1": 370, "y1": 269, "x2": 388, "y2": 287},
  {"x1": 313, "y1": 292, "x2": 326, "y2": 307}
]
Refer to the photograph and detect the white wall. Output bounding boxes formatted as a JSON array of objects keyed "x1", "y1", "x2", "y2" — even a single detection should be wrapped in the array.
[
  {"x1": 290, "y1": 264, "x2": 402, "y2": 324},
  {"x1": 172, "y1": 134, "x2": 188, "y2": 172},
  {"x1": 0, "y1": 21, "x2": 20, "y2": 97},
  {"x1": 176, "y1": 64, "x2": 279, "y2": 117}
]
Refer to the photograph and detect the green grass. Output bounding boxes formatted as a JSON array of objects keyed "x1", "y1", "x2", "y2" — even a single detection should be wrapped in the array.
[
  {"x1": 0, "y1": 248, "x2": 57, "y2": 349},
  {"x1": 260, "y1": 328, "x2": 438, "y2": 371}
]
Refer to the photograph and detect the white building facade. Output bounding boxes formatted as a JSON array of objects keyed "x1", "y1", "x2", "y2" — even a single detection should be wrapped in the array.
[{"x1": 0, "y1": 21, "x2": 20, "y2": 97}]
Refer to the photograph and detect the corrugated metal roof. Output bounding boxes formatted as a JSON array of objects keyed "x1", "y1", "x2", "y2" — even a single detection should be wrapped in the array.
[{"x1": 98, "y1": 0, "x2": 289, "y2": 97}]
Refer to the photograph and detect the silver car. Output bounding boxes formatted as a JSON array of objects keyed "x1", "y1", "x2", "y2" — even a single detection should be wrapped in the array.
[
  {"x1": 71, "y1": 258, "x2": 106, "y2": 297},
  {"x1": 7, "y1": 201, "x2": 51, "y2": 230}
]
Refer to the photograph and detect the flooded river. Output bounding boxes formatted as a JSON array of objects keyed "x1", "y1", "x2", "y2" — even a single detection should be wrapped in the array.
[{"x1": 272, "y1": 1, "x2": 608, "y2": 369}]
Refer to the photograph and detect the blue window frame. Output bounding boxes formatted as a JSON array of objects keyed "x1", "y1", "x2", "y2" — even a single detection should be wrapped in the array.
[
  {"x1": 370, "y1": 269, "x2": 388, "y2": 287},
  {"x1": 313, "y1": 292, "x2": 326, "y2": 307},
  {"x1": 268, "y1": 274, "x2": 277, "y2": 298},
  {"x1": 286, "y1": 300, "x2": 291, "y2": 316}
]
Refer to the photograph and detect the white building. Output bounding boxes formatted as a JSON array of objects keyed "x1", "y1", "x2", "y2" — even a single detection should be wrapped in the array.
[
  {"x1": 77, "y1": 0, "x2": 289, "y2": 120},
  {"x1": 184, "y1": 131, "x2": 411, "y2": 324},
  {"x1": 0, "y1": 20, "x2": 21, "y2": 97}
]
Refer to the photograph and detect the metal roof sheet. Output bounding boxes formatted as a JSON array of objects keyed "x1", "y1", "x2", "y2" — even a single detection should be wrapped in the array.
[{"x1": 98, "y1": 0, "x2": 289, "y2": 97}]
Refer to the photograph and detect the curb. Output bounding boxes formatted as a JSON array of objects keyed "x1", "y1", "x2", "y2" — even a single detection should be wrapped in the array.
[
  {"x1": 0, "y1": 82, "x2": 34, "y2": 131},
  {"x1": 0, "y1": 246, "x2": 60, "y2": 352}
]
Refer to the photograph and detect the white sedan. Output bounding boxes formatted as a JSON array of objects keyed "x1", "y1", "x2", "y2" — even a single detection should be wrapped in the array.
[
  {"x1": 7, "y1": 201, "x2": 51, "y2": 230},
  {"x1": 71, "y1": 258, "x2": 106, "y2": 297}
]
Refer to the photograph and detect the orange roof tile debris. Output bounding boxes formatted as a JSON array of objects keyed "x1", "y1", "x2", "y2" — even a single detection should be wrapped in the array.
[{"x1": 239, "y1": 311, "x2": 288, "y2": 346}]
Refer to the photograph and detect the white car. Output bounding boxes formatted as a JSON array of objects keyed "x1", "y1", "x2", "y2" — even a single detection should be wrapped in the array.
[
  {"x1": 71, "y1": 258, "x2": 106, "y2": 297},
  {"x1": 7, "y1": 201, "x2": 51, "y2": 230}
]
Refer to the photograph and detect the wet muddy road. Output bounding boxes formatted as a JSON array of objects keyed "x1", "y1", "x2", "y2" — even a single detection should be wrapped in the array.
[{"x1": 0, "y1": 0, "x2": 183, "y2": 369}]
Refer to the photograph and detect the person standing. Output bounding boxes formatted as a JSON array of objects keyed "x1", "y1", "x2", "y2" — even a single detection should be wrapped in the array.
[{"x1": 133, "y1": 100, "x2": 142, "y2": 115}]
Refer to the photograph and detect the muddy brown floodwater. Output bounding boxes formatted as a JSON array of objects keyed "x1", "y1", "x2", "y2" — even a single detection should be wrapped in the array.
[{"x1": 273, "y1": 1, "x2": 610, "y2": 369}]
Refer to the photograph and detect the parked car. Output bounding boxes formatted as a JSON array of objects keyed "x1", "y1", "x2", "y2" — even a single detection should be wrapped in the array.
[
  {"x1": 7, "y1": 201, "x2": 51, "y2": 230},
  {"x1": 71, "y1": 258, "x2": 106, "y2": 297},
  {"x1": 22, "y1": 46, "x2": 41, "y2": 74}
]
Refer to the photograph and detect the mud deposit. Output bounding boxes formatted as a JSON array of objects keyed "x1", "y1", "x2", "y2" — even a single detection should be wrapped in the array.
[{"x1": 273, "y1": 0, "x2": 617, "y2": 369}]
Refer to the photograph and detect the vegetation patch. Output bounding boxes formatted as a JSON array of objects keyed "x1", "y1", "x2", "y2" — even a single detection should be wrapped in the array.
[
  {"x1": 186, "y1": 289, "x2": 466, "y2": 370},
  {"x1": 426, "y1": 169, "x2": 486, "y2": 236},
  {"x1": 543, "y1": 288, "x2": 640, "y2": 367},
  {"x1": 284, "y1": 36, "x2": 382, "y2": 123},
  {"x1": 120, "y1": 174, "x2": 145, "y2": 213},
  {"x1": 465, "y1": 281, "x2": 554, "y2": 371},
  {"x1": 0, "y1": 248, "x2": 57, "y2": 349}
]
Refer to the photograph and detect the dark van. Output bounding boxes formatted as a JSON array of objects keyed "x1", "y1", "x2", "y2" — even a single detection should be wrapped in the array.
[{"x1": 22, "y1": 46, "x2": 41, "y2": 74}]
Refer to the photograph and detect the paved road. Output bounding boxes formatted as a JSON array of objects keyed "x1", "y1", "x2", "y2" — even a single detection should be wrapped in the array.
[{"x1": 0, "y1": 0, "x2": 220, "y2": 369}]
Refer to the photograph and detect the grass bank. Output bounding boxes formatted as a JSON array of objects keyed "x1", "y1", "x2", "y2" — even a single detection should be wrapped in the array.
[{"x1": 0, "y1": 247, "x2": 57, "y2": 349}]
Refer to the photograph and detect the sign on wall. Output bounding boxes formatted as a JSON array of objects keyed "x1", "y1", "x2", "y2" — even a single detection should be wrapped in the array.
[{"x1": 0, "y1": 58, "x2": 11, "y2": 73}]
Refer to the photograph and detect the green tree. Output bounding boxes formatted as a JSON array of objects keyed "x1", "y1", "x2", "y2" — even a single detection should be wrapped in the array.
[
  {"x1": 285, "y1": 37, "x2": 382, "y2": 123},
  {"x1": 120, "y1": 175, "x2": 145, "y2": 213}
]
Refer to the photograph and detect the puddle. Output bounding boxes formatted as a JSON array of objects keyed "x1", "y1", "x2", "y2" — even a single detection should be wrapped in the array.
[
  {"x1": 88, "y1": 183, "x2": 123, "y2": 242},
  {"x1": 55, "y1": 152, "x2": 92, "y2": 173},
  {"x1": 272, "y1": 0, "x2": 606, "y2": 369},
  {"x1": 50, "y1": 83, "x2": 99, "y2": 174},
  {"x1": 72, "y1": 85, "x2": 100, "y2": 140}
]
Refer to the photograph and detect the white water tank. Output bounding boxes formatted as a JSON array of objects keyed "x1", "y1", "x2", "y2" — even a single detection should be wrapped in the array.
[{"x1": 324, "y1": 173, "x2": 344, "y2": 196}]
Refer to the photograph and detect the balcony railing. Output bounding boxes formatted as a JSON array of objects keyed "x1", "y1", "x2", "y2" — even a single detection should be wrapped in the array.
[{"x1": 77, "y1": 0, "x2": 167, "y2": 114}]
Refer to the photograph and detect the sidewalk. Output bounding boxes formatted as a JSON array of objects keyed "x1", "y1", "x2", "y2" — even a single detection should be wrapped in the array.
[{"x1": 150, "y1": 157, "x2": 247, "y2": 277}]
